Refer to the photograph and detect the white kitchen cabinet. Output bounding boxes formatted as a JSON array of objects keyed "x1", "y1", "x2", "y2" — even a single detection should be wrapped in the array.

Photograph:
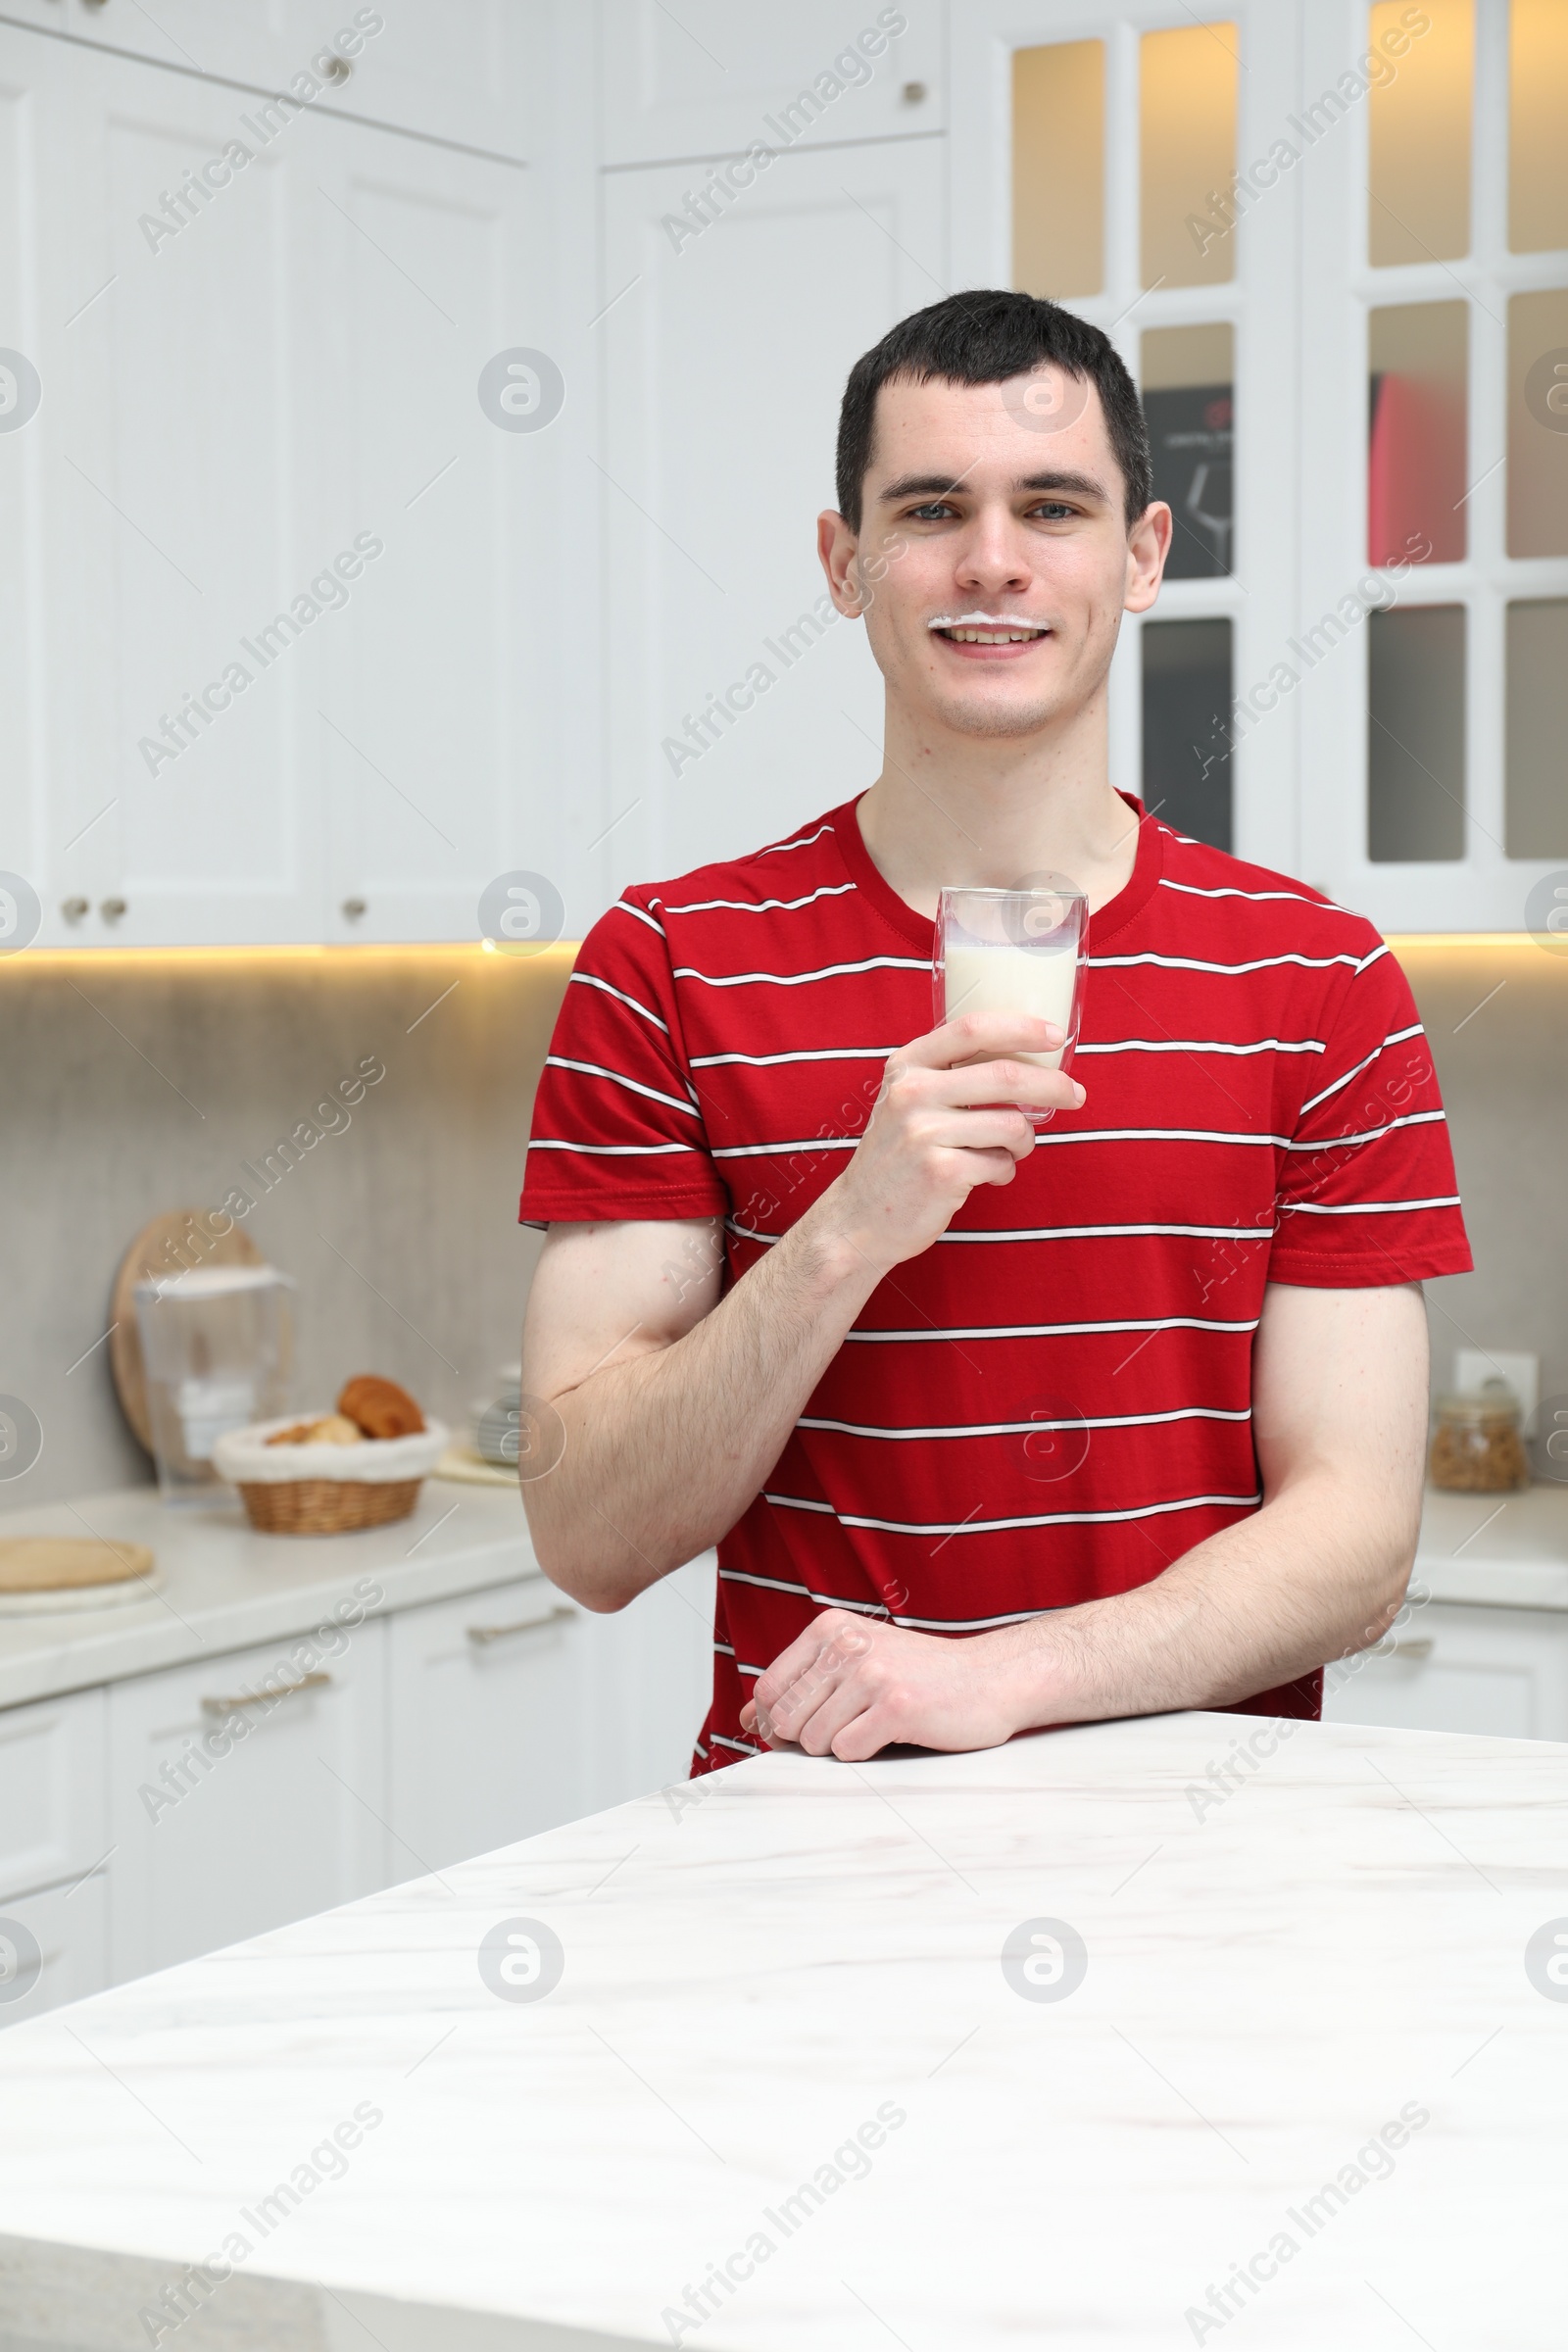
[
  {"x1": 599, "y1": 134, "x2": 945, "y2": 894},
  {"x1": 105, "y1": 1618, "x2": 387, "y2": 1981},
  {"x1": 0, "y1": 24, "x2": 583, "y2": 949},
  {"x1": 0, "y1": 1872, "x2": 109, "y2": 2026},
  {"x1": 597, "y1": 0, "x2": 942, "y2": 168},
  {"x1": 1292, "y1": 1, "x2": 1568, "y2": 931},
  {"x1": 578, "y1": 1551, "x2": 715, "y2": 1812},
  {"x1": 29, "y1": 0, "x2": 542, "y2": 162},
  {"x1": 1323, "y1": 1602, "x2": 1568, "y2": 1742},
  {"x1": 0, "y1": 1688, "x2": 106, "y2": 1905},
  {"x1": 386, "y1": 1577, "x2": 584, "y2": 1873},
  {"x1": 303, "y1": 107, "x2": 572, "y2": 946}
]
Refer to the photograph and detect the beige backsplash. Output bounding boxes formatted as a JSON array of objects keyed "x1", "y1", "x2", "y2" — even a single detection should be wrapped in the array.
[
  {"x1": 2, "y1": 948, "x2": 570, "y2": 1506},
  {"x1": 2, "y1": 938, "x2": 1561, "y2": 1507}
]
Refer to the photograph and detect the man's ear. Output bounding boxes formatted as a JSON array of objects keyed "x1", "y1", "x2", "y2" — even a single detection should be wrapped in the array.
[
  {"x1": 817, "y1": 508, "x2": 866, "y2": 618},
  {"x1": 1124, "y1": 500, "x2": 1173, "y2": 614}
]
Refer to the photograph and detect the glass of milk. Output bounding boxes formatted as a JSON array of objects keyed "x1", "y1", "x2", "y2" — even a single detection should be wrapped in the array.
[{"x1": 934, "y1": 879, "x2": 1089, "y2": 1126}]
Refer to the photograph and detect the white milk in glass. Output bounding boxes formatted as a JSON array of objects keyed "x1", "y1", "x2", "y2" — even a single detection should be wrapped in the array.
[{"x1": 941, "y1": 939, "x2": 1079, "y2": 1068}]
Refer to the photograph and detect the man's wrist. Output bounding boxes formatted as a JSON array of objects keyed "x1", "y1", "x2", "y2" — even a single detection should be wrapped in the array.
[
  {"x1": 790, "y1": 1185, "x2": 898, "y2": 1297},
  {"x1": 988, "y1": 1610, "x2": 1092, "y2": 1735}
]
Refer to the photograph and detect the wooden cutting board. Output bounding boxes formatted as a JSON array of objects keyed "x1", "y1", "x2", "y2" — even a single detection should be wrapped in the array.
[
  {"x1": 0, "y1": 1536, "x2": 155, "y2": 1592},
  {"x1": 109, "y1": 1209, "x2": 265, "y2": 1453}
]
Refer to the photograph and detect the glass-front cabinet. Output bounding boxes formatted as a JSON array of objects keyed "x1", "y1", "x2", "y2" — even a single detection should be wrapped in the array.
[{"x1": 954, "y1": 0, "x2": 1568, "y2": 934}]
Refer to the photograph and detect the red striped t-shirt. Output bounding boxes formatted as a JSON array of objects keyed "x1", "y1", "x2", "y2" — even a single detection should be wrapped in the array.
[{"x1": 520, "y1": 796, "x2": 1471, "y2": 1771}]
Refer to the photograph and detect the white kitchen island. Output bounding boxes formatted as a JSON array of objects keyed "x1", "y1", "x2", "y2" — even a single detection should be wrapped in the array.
[{"x1": 0, "y1": 1711, "x2": 1562, "y2": 2351}]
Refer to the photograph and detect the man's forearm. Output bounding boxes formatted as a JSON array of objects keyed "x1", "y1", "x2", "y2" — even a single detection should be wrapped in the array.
[
  {"x1": 525, "y1": 1212, "x2": 880, "y2": 1607},
  {"x1": 995, "y1": 1470, "x2": 1418, "y2": 1730}
]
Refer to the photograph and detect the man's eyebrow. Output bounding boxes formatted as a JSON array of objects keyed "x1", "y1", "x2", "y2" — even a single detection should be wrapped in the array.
[
  {"x1": 876, "y1": 469, "x2": 1110, "y2": 504},
  {"x1": 877, "y1": 473, "x2": 971, "y2": 504}
]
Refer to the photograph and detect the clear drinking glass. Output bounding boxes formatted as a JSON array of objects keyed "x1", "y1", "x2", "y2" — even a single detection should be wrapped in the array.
[{"x1": 934, "y1": 881, "x2": 1090, "y2": 1127}]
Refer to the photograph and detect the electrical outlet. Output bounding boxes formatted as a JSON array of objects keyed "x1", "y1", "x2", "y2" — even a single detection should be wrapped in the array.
[{"x1": 1454, "y1": 1348, "x2": 1540, "y2": 1435}]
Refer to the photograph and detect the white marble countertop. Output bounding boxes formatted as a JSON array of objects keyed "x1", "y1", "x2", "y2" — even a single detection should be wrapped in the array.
[
  {"x1": 0, "y1": 1710, "x2": 1563, "y2": 2351},
  {"x1": 1415, "y1": 1481, "x2": 1568, "y2": 1610},
  {"x1": 0, "y1": 1481, "x2": 534, "y2": 1712},
  {"x1": 1, "y1": 1467, "x2": 1558, "y2": 1725}
]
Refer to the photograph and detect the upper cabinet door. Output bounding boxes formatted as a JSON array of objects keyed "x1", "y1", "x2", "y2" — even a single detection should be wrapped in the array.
[
  {"x1": 3, "y1": 29, "x2": 576, "y2": 950},
  {"x1": 598, "y1": 136, "x2": 944, "y2": 903},
  {"x1": 36, "y1": 1, "x2": 542, "y2": 160},
  {"x1": 22, "y1": 42, "x2": 327, "y2": 948},
  {"x1": 301, "y1": 111, "x2": 575, "y2": 946},
  {"x1": 1298, "y1": 0, "x2": 1568, "y2": 935},
  {"x1": 597, "y1": 0, "x2": 943, "y2": 166}
]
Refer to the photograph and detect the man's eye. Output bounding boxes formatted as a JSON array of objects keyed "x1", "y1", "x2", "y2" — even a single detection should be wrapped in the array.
[
  {"x1": 1031, "y1": 502, "x2": 1075, "y2": 520},
  {"x1": 906, "y1": 501, "x2": 955, "y2": 521}
]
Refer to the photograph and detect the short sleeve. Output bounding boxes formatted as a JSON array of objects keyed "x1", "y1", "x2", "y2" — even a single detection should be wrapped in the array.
[
  {"x1": 1267, "y1": 939, "x2": 1473, "y2": 1288},
  {"x1": 518, "y1": 895, "x2": 728, "y2": 1228}
]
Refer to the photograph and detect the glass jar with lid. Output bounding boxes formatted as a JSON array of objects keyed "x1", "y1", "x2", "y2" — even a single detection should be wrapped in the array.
[{"x1": 1429, "y1": 1378, "x2": 1530, "y2": 1494}]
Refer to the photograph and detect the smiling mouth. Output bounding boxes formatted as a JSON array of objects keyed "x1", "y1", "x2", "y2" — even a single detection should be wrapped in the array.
[{"x1": 928, "y1": 614, "x2": 1052, "y2": 646}]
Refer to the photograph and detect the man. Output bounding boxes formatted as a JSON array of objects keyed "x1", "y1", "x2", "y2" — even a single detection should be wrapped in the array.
[{"x1": 518, "y1": 289, "x2": 1470, "y2": 1773}]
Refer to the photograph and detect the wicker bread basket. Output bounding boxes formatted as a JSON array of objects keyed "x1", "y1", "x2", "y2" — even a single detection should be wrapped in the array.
[{"x1": 213, "y1": 1415, "x2": 448, "y2": 1536}]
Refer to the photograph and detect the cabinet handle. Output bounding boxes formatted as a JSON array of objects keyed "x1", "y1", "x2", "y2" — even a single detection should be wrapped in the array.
[
  {"x1": 201, "y1": 1670, "x2": 332, "y2": 1716},
  {"x1": 466, "y1": 1605, "x2": 574, "y2": 1645},
  {"x1": 1371, "y1": 1637, "x2": 1434, "y2": 1661},
  {"x1": 61, "y1": 897, "x2": 89, "y2": 921},
  {"x1": 99, "y1": 897, "x2": 127, "y2": 920}
]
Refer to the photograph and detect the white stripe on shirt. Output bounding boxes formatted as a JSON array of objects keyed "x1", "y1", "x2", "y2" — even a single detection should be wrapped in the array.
[
  {"x1": 1157, "y1": 878, "x2": 1350, "y2": 910},
  {"x1": 725, "y1": 1215, "x2": 1275, "y2": 1248},
  {"x1": 1075, "y1": 1036, "x2": 1326, "y2": 1057},
  {"x1": 712, "y1": 1565, "x2": 1115, "y2": 1635},
  {"x1": 1284, "y1": 1109, "x2": 1446, "y2": 1152},
  {"x1": 761, "y1": 1490, "x2": 1262, "y2": 1539},
  {"x1": 672, "y1": 955, "x2": 930, "y2": 988},
  {"x1": 662, "y1": 883, "x2": 858, "y2": 915},
  {"x1": 757, "y1": 821, "x2": 837, "y2": 857},
  {"x1": 693, "y1": 1046, "x2": 896, "y2": 1068},
  {"x1": 799, "y1": 1404, "x2": 1252, "y2": 1440},
  {"x1": 613, "y1": 899, "x2": 666, "y2": 937},
  {"x1": 567, "y1": 969, "x2": 672, "y2": 1033},
  {"x1": 1088, "y1": 947, "x2": 1385, "y2": 976},
  {"x1": 544, "y1": 1055, "x2": 701, "y2": 1117},
  {"x1": 1285, "y1": 1194, "x2": 1461, "y2": 1215},
  {"x1": 526, "y1": 1138, "x2": 704, "y2": 1157},
  {"x1": 937, "y1": 1221, "x2": 1275, "y2": 1244},
  {"x1": 1298, "y1": 1024, "x2": 1425, "y2": 1114},
  {"x1": 845, "y1": 1314, "x2": 1259, "y2": 1343},
  {"x1": 715, "y1": 1126, "x2": 1290, "y2": 1157}
]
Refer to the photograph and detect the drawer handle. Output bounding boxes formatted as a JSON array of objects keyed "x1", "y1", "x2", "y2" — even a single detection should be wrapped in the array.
[
  {"x1": 200, "y1": 1670, "x2": 332, "y2": 1716},
  {"x1": 466, "y1": 1605, "x2": 574, "y2": 1645},
  {"x1": 1372, "y1": 1637, "x2": 1434, "y2": 1661}
]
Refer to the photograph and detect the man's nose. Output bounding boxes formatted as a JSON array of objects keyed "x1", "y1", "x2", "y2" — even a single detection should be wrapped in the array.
[{"x1": 954, "y1": 510, "x2": 1034, "y2": 597}]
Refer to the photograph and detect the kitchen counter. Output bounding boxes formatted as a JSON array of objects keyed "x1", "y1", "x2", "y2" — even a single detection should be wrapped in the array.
[
  {"x1": 1414, "y1": 1481, "x2": 1568, "y2": 1609},
  {"x1": 0, "y1": 1481, "x2": 533, "y2": 1712},
  {"x1": 0, "y1": 1711, "x2": 1563, "y2": 2350},
  {"x1": 1, "y1": 1474, "x2": 1563, "y2": 1721}
]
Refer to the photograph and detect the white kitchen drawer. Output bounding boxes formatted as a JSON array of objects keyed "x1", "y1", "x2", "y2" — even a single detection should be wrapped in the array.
[
  {"x1": 1323, "y1": 1603, "x2": 1568, "y2": 1742},
  {"x1": 0, "y1": 1689, "x2": 107, "y2": 1905},
  {"x1": 0, "y1": 1871, "x2": 109, "y2": 2032},
  {"x1": 387, "y1": 1577, "x2": 584, "y2": 1875},
  {"x1": 106, "y1": 1619, "x2": 387, "y2": 1984}
]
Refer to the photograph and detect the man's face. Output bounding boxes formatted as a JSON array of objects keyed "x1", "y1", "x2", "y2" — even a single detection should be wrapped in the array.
[{"x1": 824, "y1": 368, "x2": 1169, "y2": 741}]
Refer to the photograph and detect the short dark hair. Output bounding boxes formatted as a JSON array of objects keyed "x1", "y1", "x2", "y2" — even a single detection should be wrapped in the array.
[{"x1": 835, "y1": 288, "x2": 1152, "y2": 535}]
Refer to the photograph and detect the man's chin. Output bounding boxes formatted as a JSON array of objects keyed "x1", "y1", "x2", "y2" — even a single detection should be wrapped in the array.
[{"x1": 924, "y1": 689, "x2": 1066, "y2": 741}]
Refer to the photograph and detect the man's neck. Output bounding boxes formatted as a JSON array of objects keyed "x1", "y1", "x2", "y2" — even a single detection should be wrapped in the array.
[{"x1": 855, "y1": 689, "x2": 1141, "y2": 918}]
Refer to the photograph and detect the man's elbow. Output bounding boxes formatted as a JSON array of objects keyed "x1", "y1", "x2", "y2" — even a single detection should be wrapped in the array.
[{"x1": 521, "y1": 1493, "x2": 654, "y2": 1612}]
